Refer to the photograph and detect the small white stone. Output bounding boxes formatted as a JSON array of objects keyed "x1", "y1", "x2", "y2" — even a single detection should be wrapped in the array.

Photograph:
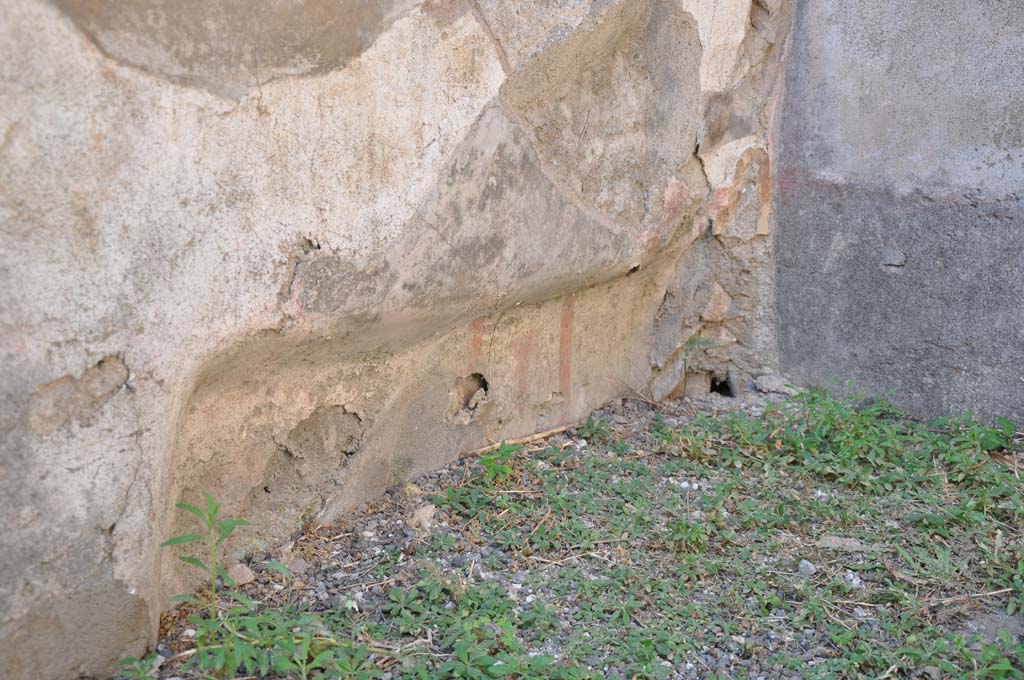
[
  {"x1": 798, "y1": 559, "x2": 817, "y2": 577},
  {"x1": 410, "y1": 503, "x2": 437, "y2": 531}
]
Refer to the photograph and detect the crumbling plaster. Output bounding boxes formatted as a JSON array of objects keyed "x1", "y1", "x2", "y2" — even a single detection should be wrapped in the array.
[{"x1": 0, "y1": 1, "x2": 792, "y2": 676}]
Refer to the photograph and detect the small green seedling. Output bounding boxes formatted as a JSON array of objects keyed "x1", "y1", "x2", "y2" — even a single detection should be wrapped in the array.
[
  {"x1": 579, "y1": 417, "x2": 610, "y2": 444},
  {"x1": 479, "y1": 441, "x2": 522, "y2": 485},
  {"x1": 667, "y1": 519, "x2": 709, "y2": 553},
  {"x1": 160, "y1": 493, "x2": 250, "y2": 625}
]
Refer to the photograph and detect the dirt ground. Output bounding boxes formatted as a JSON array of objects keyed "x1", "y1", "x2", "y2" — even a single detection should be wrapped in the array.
[{"x1": 135, "y1": 388, "x2": 1024, "y2": 679}]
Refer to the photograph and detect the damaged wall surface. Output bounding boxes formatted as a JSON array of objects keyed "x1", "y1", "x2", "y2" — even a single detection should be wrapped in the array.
[
  {"x1": 776, "y1": 0, "x2": 1024, "y2": 421},
  {"x1": 0, "y1": 0, "x2": 791, "y2": 676}
]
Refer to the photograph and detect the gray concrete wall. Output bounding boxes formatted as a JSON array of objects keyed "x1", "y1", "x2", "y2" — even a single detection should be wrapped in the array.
[{"x1": 776, "y1": 0, "x2": 1024, "y2": 421}]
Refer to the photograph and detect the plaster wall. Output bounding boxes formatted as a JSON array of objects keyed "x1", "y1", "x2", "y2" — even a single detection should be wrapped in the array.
[{"x1": 0, "y1": 1, "x2": 790, "y2": 676}]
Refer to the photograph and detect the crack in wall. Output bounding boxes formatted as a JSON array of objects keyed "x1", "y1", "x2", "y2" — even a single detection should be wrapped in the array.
[{"x1": 467, "y1": 0, "x2": 511, "y2": 76}]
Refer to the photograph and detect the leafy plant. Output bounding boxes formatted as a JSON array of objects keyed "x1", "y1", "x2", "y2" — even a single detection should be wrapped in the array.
[
  {"x1": 116, "y1": 654, "x2": 158, "y2": 679},
  {"x1": 161, "y1": 493, "x2": 250, "y2": 623},
  {"x1": 479, "y1": 441, "x2": 522, "y2": 485},
  {"x1": 608, "y1": 438, "x2": 631, "y2": 455},
  {"x1": 437, "y1": 485, "x2": 492, "y2": 518},
  {"x1": 650, "y1": 414, "x2": 675, "y2": 445},
  {"x1": 579, "y1": 416, "x2": 610, "y2": 444},
  {"x1": 666, "y1": 519, "x2": 708, "y2": 553},
  {"x1": 981, "y1": 416, "x2": 1016, "y2": 452},
  {"x1": 122, "y1": 496, "x2": 388, "y2": 680},
  {"x1": 325, "y1": 645, "x2": 379, "y2": 679}
]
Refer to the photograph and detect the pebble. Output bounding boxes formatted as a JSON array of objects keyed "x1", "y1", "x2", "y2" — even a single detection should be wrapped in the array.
[
  {"x1": 410, "y1": 503, "x2": 437, "y2": 530},
  {"x1": 227, "y1": 563, "x2": 255, "y2": 586},
  {"x1": 798, "y1": 559, "x2": 817, "y2": 577},
  {"x1": 286, "y1": 556, "x2": 312, "y2": 574},
  {"x1": 755, "y1": 374, "x2": 800, "y2": 396},
  {"x1": 844, "y1": 570, "x2": 864, "y2": 589}
]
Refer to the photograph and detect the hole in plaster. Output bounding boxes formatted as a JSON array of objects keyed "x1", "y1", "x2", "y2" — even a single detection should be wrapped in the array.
[
  {"x1": 710, "y1": 374, "x2": 734, "y2": 398},
  {"x1": 264, "y1": 486, "x2": 271, "y2": 494},
  {"x1": 460, "y1": 373, "x2": 488, "y2": 409},
  {"x1": 627, "y1": 264, "x2": 641, "y2": 275},
  {"x1": 281, "y1": 405, "x2": 363, "y2": 464},
  {"x1": 450, "y1": 373, "x2": 489, "y2": 424}
]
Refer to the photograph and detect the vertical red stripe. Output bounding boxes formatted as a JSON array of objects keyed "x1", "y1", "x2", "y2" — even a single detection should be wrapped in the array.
[
  {"x1": 467, "y1": 317, "x2": 485, "y2": 371},
  {"x1": 514, "y1": 337, "x2": 531, "y2": 415},
  {"x1": 558, "y1": 296, "x2": 574, "y2": 419}
]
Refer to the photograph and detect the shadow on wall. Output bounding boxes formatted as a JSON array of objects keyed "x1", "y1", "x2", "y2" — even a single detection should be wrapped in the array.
[
  {"x1": 161, "y1": 259, "x2": 679, "y2": 602},
  {"x1": 51, "y1": 0, "x2": 414, "y2": 98}
]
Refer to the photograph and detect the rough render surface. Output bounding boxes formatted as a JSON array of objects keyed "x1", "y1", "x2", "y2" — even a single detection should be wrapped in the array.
[
  {"x1": 776, "y1": 0, "x2": 1024, "y2": 422},
  {"x1": 0, "y1": 1, "x2": 791, "y2": 676}
]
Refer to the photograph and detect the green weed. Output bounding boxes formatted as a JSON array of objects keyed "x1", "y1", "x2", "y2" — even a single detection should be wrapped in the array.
[
  {"x1": 478, "y1": 441, "x2": 522, "y2": 485},
  {"x1": 578, "y1": 416, "x2": 610, "y2": 444},
  {"x1": 124, "y1": 391, "x2": 1024, "y2": 679}
]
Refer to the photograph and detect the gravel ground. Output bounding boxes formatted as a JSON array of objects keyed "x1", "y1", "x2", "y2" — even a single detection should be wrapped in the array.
[{"x1": 141, "y1": 386, "x2": 1024, "y2": 679}]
